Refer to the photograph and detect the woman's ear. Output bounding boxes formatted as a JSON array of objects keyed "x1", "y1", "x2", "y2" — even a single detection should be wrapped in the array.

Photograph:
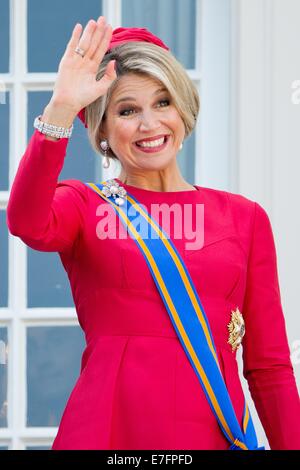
[
  {"x1": 99, "y1": 119, "x2": 108, "y2": 141},
  {"x1": 98, "y1": 127, "x2": 106, "y2": 142}
]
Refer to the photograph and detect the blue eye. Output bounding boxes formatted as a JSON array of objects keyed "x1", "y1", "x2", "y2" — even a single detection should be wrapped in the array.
[
  {"x1": 158, "y1": 99, "x2": 170, "y2": 107},
  {"x1": 119, "y1": 108, "x2": 135, "y2": 117}
]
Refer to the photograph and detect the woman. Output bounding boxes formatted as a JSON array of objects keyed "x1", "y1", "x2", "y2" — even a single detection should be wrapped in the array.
[{"x1": 6, "y1": 17, "x2": 300, "y2": 450}]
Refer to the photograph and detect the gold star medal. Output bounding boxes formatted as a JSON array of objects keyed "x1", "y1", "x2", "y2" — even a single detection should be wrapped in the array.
[{"x1": 227, "y1": 307, "x2": 245, "y2": 351}]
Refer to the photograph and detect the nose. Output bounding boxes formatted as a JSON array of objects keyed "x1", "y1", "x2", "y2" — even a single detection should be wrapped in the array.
[{"x1": 138, "y1": 110, "x2": 160, "y2": 132}]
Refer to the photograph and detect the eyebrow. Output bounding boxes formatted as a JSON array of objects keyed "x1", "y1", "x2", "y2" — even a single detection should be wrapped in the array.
[{"x1": 114, "y1": 87, "x2": 168, "y2": 106}]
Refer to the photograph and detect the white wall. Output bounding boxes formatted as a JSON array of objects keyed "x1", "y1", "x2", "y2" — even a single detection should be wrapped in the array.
[
  {"x1": 198, "y1": 0, "x2": 232, "y2": 189},
  {"x1": 233, "y1": 0, "x2": 300, "y2": 448},
  {"x1": 236, "y1": 0, "x2": 300, "y2": 384}
]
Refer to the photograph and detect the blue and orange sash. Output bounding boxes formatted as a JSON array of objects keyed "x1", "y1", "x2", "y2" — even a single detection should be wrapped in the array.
[{"x1": 85, "y1": 180, "x2": 264, "y2": 450}]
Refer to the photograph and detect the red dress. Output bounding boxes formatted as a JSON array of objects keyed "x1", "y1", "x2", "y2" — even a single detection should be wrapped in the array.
[{"x1": 6, "y1": 130, "x2": 300, "y2": 450}]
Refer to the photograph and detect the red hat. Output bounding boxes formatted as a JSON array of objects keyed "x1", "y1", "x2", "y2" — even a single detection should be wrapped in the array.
[
  {"x1": 77, "y1": 27, "x2": 169, "y2": 128},
  {"x1": 108, "y1": 27, "x2": 169, "y2": 51}
]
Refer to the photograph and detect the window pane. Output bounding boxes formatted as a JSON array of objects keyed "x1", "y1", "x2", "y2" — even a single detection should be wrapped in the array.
[
  {"x1": 26, "y1": 445, "x2": 51, "y2": 450},
  {"x1": 27, "y1": 0, "x2": 102, "y2": 73},
  {"x1": 27, "y1": 91, "x2": 101, "y2": 182},
  {"x1": 0, "y1": 92, "x2": 9, "y2": 192},
  {"x1": 122, "y1": 0, "x2": 196, "y2": 69},
  {"x1": 0, "y1": 0, "x2": 9, "y2": 73},
  {"x1": 27, "y1": 91, "x2": 100, "y2": 308},
  {"x1": 0, "y1": 211, "x2": 8, "y2": 308},
  {"x1": 26, "y1": 326, "x2": 85, "y2": 427},
  {"x1": 0, "y1": 327, "x2": 8, "y2": 428},
  {"x1": 27, "y1": 249, "x2": 74, "y2": 308}
]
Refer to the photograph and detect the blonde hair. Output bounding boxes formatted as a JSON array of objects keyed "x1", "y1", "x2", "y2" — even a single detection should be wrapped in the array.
[{"x1": 85, "y1": 42, "x2": 200, "y2": 160}]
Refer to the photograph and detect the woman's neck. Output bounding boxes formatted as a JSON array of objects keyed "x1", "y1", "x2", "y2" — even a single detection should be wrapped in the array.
[{"x1": 117, "y1": 169, "x2": 196, "y2": 192}]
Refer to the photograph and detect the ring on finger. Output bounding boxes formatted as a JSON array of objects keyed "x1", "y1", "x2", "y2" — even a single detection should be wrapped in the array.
[{"x1": 75, "y1": 46, "x2": 85, "y2": 58}]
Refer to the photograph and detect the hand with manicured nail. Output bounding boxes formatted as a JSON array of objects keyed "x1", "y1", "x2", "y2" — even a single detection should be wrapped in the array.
[{"x1": 50, "y1": 17, "x2": 116, "y2": 114}]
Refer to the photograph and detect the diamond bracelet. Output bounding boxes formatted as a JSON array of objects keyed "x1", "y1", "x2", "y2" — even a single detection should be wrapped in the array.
[{"x1": 33, "y1": 115, "x2": 74, "y2": 139}]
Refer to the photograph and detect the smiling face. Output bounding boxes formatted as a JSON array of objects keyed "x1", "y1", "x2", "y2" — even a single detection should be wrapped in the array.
[{"x1": 101, "y1": 73, "x2": 186, "y2": 174}]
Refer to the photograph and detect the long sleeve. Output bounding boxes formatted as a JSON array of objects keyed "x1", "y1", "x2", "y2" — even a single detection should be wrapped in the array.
[
  {"x1": 242, "y1": 202, "x2": 300, "y2": 449},
  {"x1": 6, "y1": 130, "x2": 88, "y2": 254}
]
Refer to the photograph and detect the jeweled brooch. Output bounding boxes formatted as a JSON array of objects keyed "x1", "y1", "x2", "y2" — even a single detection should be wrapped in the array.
[
  {"x1": 101, "y1": 179, "x2": 127, "y2": 206},
  {"x1": 227, "y1": 307, "x2": 245, "y2": 352}
]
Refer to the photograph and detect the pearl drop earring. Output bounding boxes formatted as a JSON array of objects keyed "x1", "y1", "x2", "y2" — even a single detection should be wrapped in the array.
[
  {"x1": 100, "y1": 140, "x2": 110, "y2": 169},
  {"x1": 179, "y1": 142, "x2": 183, "y2": 151}
]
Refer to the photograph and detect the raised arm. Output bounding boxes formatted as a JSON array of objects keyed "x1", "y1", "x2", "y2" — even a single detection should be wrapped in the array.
[
  {"x1": 6, "y1": 16, "x2": 117, "y2": 253},
  {"x1": 242, "y1": 202, "x2": 300, "y2": 449}
]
